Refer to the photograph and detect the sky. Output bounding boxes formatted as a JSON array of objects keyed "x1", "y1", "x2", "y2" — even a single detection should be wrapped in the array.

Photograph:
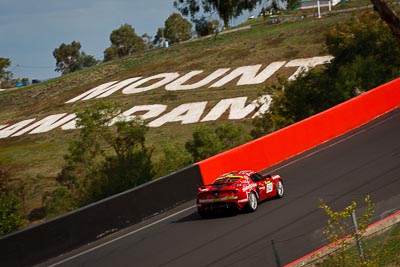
[{"x1": 0, "y1": 0, "x2": 260, "y2": 81}]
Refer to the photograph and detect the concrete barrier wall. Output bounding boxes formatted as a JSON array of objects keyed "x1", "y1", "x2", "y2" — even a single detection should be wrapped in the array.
[
  {"x1": 198, "y1": 78, "x2": 400, "y2": 184},
  {"x1": 0, "y1": 165, "x2": 203, "y2": 267}
]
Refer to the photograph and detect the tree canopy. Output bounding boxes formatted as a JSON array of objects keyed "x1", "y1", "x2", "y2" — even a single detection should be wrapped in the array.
[
  {"x1": 194, "y1": 17, "x2": 220, "y2": 37},
  {"x1": 154, "y1": 13, "x2": 192, "y2": 46},
  {"x1": 0, "y1": 168, "x2": 24, "y2": 236},
  {"x1": 0, "y1": 57, "x2": 11, "y2": 79},
  {"x1": 174, "y1": 0, "x2": 261, "y2": 29},
  {"x1": 164, "y1": 13, "x2": 193, "y2": 44},
  {"x1": 77, "y1": 52, "x2": 100, "y2": 70},
  {"x1": 186, "y1": 123, "x2": 251, "y2": 162},
  {"x1": 53, "y1": 41, "x2": 98, "y2": 75},
  {"x1": 104, "y1": 24, "x2": 145, "y2": 62},
  {"x1": 371, "y1": 0, "x2": 400, "y2": 41},
  {"x1": 50, "y1": 102, "x2": 154, "y2": 213},
  {"x1": 53, "y1": 41, "x2": 82, "y2": 75},
  {"x1": 0, "y1": 57, "x2": 12, "y2": 87}
]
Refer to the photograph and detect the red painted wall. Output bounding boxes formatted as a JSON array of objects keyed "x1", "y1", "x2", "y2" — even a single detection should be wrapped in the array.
[{"x1": 198, "y1": 78, "x2": 400, "y2": 185}]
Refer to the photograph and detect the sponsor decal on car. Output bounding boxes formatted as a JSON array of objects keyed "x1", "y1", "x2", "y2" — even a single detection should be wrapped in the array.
[
  {"x1": 266, "y1": 182, "x2": 273, "y2": 193},
  {"x1": 242, "y1": 184, "x2": 256, "y2": 191}
]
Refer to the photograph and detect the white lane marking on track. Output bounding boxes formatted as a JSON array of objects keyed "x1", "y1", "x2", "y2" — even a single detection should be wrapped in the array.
[{"x1": 47, "y1": 205, "x2": 196, "y2": 267}]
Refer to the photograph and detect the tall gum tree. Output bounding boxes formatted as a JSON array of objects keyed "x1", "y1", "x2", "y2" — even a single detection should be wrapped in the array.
[
  {"x1": 174, "y1": 0, "x2": 261, "y2": 29},
  {"x1": 371, "y1": 0, "x2": 400, "y2": 41}
]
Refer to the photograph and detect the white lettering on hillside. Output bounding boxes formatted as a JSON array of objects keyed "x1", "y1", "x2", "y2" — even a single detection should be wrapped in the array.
[
  {"x1": 165, "y1": 68, "x2": 230, "y2": 91},
  {"x1": 112, "y1": 104, "x2": 167, "y2": 124},
  {"x1": 66, "y1": 81, "x2": 118, "y2": 103},
  {"x1": 1, "y1": 56, "x2": 333, "y2": 140},
  {"x1": 122, "y1": 73, "x2": 180, "y2": 94},
  {"x1": 65, "y1": 56, "x2": 331, "y2": 103},
  {"x1": 92, "y1": 78, "x2": 142, "y2": 99},
  {"x1": 201, "y1": 97, "x2": 257, "y2": 122},
  {"x1": 252, "y1": 95, "x2": 272, "y2": 118},
  {"x1": 210, "y1": 61, "x2": 286, "y2": 87},
  {"x1": 0, "y1": 95, "x2": 270, "y2": 139},
  {"x1": 286, "y1": 56, "x2": 333, "y2": 80},
  {"x1": 12, "y1": 114, "x2": 77, "y2": 136},
  {"x1": 0, "y1": 119, "x2": 36, "y2": 138},
  {"x1": 148, "y1": 102, "x2": 208, "y2": 127},
  {"x1": 61, "y1": 117, "x2": 78, "y2": 130}
]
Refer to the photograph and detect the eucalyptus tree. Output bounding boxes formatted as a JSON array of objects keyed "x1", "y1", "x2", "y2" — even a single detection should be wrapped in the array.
[
  {"x1": 53, "y1": 42, "x2": 98, "y2": 75},
  {"x1": 104, "y1": 24, "x2": 145, "y2": 61},
  {"x1": 0, "y1": 57, "x2": 11, "y2": 79},
  {"x1": 371, "y1": 0, "x2": 400, "y2": 41},
  {"x1": 164, "y1": 13, "x2": 192, "y2": 43},
  {"x1": 0, "y1": 57, "x2": 12, "y2": 87},
  {"x1": 174, "y1": 0, "x2": 261, "y2": 29},
  {"x1": 53, "y1": 41, "x2": 82, "y2": 74}
]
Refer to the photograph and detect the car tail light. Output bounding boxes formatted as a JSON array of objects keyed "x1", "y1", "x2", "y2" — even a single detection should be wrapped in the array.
[{"x1": 198, "y1": 186, "x2": 208, "y2": 192}]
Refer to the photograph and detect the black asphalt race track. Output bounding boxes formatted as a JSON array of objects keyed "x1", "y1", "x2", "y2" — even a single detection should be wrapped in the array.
[{"x1": 40, "y1": 108, "x2": 400, "y2": 267}]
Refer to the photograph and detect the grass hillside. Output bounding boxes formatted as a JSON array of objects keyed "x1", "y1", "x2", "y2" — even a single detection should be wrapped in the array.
[{"x1": 0, "y1": 1, "x2": 371, "y2": 220}]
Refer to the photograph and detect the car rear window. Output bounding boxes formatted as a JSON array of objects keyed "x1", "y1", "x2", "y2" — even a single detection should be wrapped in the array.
[{"x1": 213, "y1": 177, "x2": 241, "y2": 184}]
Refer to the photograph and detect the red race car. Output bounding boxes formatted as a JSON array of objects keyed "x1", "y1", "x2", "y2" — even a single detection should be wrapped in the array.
[{"x1": 196, "y1": 170, "x2": 284, "y2": 217}]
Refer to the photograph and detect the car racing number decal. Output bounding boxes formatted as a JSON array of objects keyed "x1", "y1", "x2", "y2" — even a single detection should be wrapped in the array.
[{"x1": 265, "y1": 180, "x2": 273, "y2": 193}]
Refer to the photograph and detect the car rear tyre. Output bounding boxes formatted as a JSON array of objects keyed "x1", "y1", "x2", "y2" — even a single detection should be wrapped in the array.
[
  {"x1": 276, "y1": 180, "x2": 284, "y2": 198},
  {"x1": 247, "y1": 192, "x2": 258, "y2": 212}
]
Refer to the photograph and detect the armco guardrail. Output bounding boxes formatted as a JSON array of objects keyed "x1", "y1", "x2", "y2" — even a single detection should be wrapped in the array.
[
  {"x1": 198, "y1": 78, "x2": 400, "y2": 184},
  {"x1": 0, "y1": 165, "x2": 203, "y2": 267}
]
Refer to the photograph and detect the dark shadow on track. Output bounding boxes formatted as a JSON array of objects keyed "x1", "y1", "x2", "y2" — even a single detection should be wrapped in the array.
[
  {"x1": 173, "y1": 198, "x2": 281, "y2": 223},
  {"x1": 172, "y1": 209, "x2": 239, "y2": 223}
]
